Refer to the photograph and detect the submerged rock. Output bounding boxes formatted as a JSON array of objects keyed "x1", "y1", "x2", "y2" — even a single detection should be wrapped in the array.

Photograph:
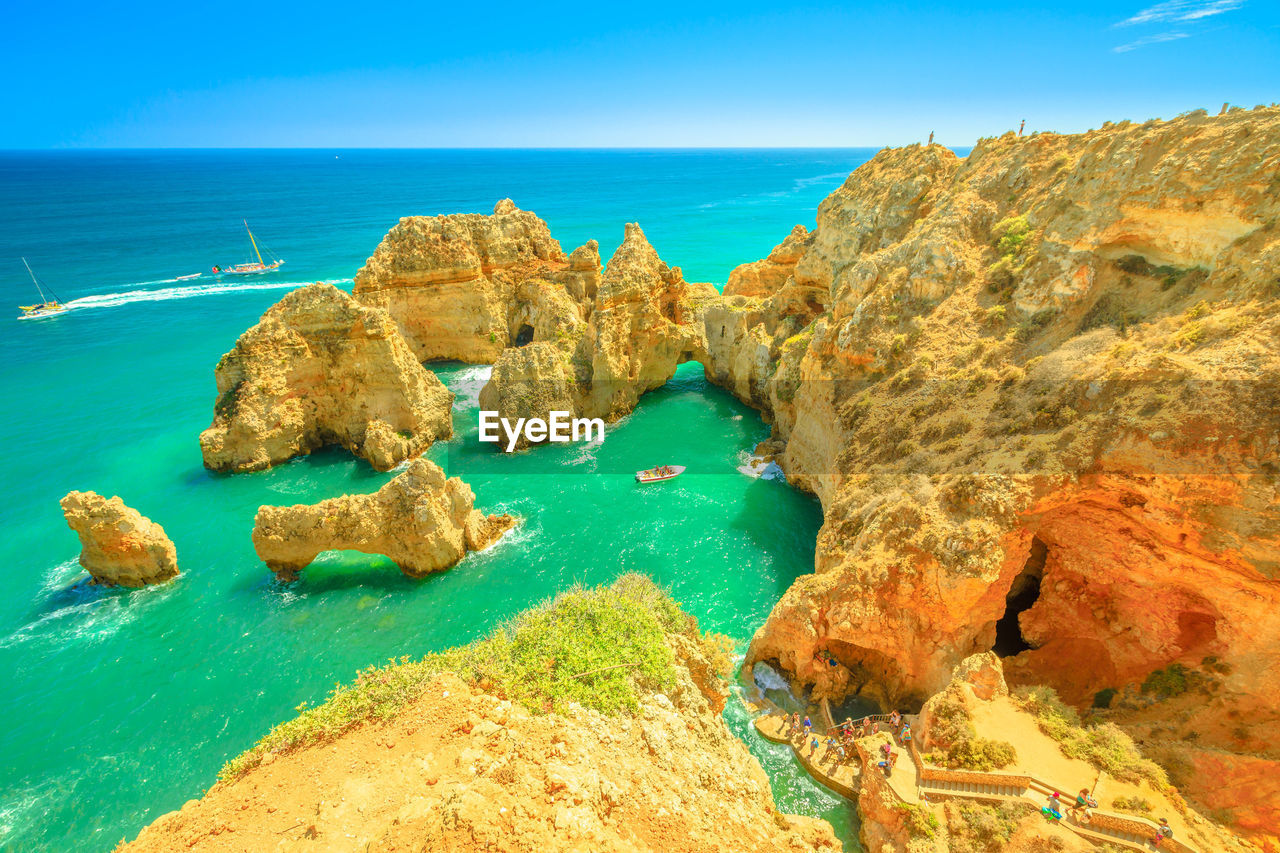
[
  {"x1": 199, "y1": 283, "x2": 453, "y2": 473},
  {"x1": 251, "y1": 459, "x2": 514, "y2": 580},
  {"x1": 60, "y1": 491, "x2": 179, "y2": 587}
]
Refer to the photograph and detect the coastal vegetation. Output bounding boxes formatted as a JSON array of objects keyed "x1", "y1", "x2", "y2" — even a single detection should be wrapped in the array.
[
  {"x1": 923, "y1": 686, "x2": 1018, "y2": 771},
  {"x1": 943, "y1": 800, "x2": 1031, "y2": 852},
  {"x1": 220, "y1": 574, "x2": 732, "y2": 781},
  {"x1": 1012, "y1": 685, "x2": 1167, "y2": 786}
]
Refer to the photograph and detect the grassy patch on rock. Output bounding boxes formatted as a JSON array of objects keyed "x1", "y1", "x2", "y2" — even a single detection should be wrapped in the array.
[
  {"x1": 923, "y1": 686, "x2": 1017, "y2": 771},
  {"x1": 1012, "y1": 685, "x2": 1167, "y2": 787},
  {"x1": 219, "y1": 574, "x2": 726, "y2": 782}
]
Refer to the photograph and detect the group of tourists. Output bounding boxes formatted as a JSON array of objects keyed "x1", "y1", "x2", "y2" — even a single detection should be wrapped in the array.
[
  {"x1": 785, "y1": 709, "x2": 914, "y2": 773},
  {"x1": 1043, "y1": 790, "x2": 1174, "y2": 845}
]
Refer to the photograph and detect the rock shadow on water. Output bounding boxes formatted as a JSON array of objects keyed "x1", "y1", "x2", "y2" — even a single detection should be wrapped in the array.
[
  {"x1": 186, "y1": 445, "x2": 394, "y2": 489},
  {"x1": 250, "y1": 550, "x2": 447, "y2": 597}
]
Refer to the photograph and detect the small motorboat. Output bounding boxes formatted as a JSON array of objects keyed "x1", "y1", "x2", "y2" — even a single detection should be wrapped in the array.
[
  {"x1": 175, "y1": 273, "x2": 201, "y2": 281},
  {"x1": 636, "y1": 465, "x2": 685, "y2": 483}
]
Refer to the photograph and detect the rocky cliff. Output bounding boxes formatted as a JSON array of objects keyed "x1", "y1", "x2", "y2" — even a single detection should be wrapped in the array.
[
  {"x1": 353, "y1": 201, "x2": 717, "y2": 448},
  {"x1": 721, "y1": 107, "x2": 1280, "y2": 846},
  {"x1": 479, "y1": 223, "x2": 718, "y2": 447},
  {"x1": 60, "y1": 491, "x2": 179, "y2": 587},
  {"x1": 252, "y1": 459, "x2": 514, "y2": 580},
  {"x1": 353, "y1": 199, "x2": 581, "y2": 363},
  {"x1": 200, "y1": 283, "x2": 454, "y2": 473},
  {"x1": 120, "y1": 576, "x2": 840, "y2": 853}
]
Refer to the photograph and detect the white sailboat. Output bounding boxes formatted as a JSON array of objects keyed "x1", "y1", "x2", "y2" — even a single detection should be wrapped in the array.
[
  {"x1": 212, "y1": 220, "x2": 285, "y2": 276},
  {"x1": 16, "y1": 258, "x2": 69, "y2": 320}
]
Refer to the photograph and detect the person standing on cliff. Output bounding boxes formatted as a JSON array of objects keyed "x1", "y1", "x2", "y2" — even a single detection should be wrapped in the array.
[
  {"x1": 928, "y1": 131, "x2": 934, "y2": 145},
  {"x1": 1019, "y1": 119, "x2": 1026, "y2": 136}
]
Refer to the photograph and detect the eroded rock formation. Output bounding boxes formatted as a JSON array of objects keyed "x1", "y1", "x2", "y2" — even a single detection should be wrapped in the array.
[
  {"x1": 60, "y1": 491, "x2": 179, "y2": 587},
  {"x1": 252, "y1": 459, "x2": 514, "y2": 580},
  {"x1": 353, "y1": 199, "x2": 578, "y2": 362},
  {"x1": 719, "y1": 107, "x2": 1280, "y2": 844},
  {"x1": 354, "y1": 201, "x2": 718, "y2": 449},
  {"x1": 200, "y1": 283, "x2": 453, "y2": 473},
  {"x1": 479, "y1": 223, "x2": 718, "y2": 447}
]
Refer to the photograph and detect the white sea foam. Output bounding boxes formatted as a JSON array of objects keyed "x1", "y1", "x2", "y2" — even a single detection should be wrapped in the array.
[
  {"x1": 561, "y1": 430, "x2": 605, "y2": 468},
  {"x1": 0, "y1": 577, "x2": 174, "y2": 649},
  {"x1": 446, "y1": 364, "x2": 493, "y2": 408},
  {"x1": 736, "y1": 450, "x2": 786, "y2": 481},
  {"x1": 61, "y1": 278, "x2": 351, "y2": 312}
]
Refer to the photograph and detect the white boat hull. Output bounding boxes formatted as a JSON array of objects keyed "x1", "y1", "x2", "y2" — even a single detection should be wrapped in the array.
[{"x1": 636, "y1": 465, "x2": 686, "y2": 483}]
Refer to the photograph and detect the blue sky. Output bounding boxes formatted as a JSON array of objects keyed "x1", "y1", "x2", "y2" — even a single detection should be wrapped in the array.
[{"x1": 2, "y1": 0, "x2": 1276, "y2": 147}]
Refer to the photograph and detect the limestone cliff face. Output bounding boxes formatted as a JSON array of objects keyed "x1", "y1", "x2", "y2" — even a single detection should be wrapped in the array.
[
  {"x1": 121, "y1": 580, "x2": 840, "y2": 853},
  {"x1": 200, "y1": 283, "x2": 453, "y2": 473},
  {"x1": 252, "y1": 459, "x2": 514, "y2": 580},
  {"x1": 353, "y1": 199, "x2": 572, "y2": 362},
  {"x1": 60, "y1": 491, "x2": 179, "y2": 587},
  {"x1": 720, "y1": 108, "x2": 1280, "y2": 843},
  {"x1": 480, "y1": 223, "x2": 718, "y2": 447}
]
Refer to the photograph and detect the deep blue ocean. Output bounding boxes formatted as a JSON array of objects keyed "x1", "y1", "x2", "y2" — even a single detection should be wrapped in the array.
[{"x1": 0, "y1": 149, "x2": 876, "y2": 851}]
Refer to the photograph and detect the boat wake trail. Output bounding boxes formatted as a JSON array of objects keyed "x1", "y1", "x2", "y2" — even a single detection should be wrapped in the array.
[{"x1": 62, "y1": 278, "x2": 352, "y2": 312}]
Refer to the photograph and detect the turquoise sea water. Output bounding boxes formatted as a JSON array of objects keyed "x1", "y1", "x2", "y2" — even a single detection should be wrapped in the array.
[{"x1": 0, "y1": 150, "x2": 874, "y2": 851}]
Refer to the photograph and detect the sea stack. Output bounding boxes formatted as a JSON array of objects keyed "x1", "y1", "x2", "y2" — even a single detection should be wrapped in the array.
[
  {"x1": 251, "y1": 459, "x2": 515, "y2": 581},
  {"x1": 60, "y1": 491, "x2": 179, "y2": 587},
  {"x1": 353, "y1": 199, "x2": 571, "y2": 362},
  {"x1": 479, "y1": 222, "x2": 719, "y2": 447},
  {"x1": 199, "y1": 282, "x2": 454, "y2": 473}
]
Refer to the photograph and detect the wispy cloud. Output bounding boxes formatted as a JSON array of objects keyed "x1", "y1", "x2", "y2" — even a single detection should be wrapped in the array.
[
  {"x1": 1116, "y1": 0, "x2": 1243, "y2": 27},
  {"x1": 1113, "y1": 31, "x2": 1192, "y2": 52}
]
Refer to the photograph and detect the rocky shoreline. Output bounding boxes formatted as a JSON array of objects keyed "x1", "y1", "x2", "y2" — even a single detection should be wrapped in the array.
[{"x1": 113, "y1": 106, "x2": 1280, "y2": 852}]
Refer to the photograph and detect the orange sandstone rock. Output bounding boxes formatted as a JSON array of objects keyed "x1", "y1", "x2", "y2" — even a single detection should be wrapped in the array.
[
  {"x1": 251, "y1": 459, "x2": 513, "y2": 580},
  {"x1": 60, "y1": 491, "x2": 178, "y2": 587},
  {"x1": 199, "y1": 283, "x2": 453, "y2": 473}
]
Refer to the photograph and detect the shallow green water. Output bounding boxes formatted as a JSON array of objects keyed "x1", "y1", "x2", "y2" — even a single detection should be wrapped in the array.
[{"x1": 0, "y1": 149, "x2": 873, "y2": 851}]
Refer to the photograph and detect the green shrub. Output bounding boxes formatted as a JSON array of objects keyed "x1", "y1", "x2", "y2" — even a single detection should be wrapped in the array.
[
  {"x1": 896, "y1": 803, "x2": 939, "y2": 839},
  {"x1": 1111, "y1": 795, "x2": 1153, "y2": 814},
  {"x1": 1012, "y1": 685, "x2": 1167, "y2": 786},
  {"x1": 895, "y1": 439, "x2": 922, "y2": 459},
  {"x1": 993, "y1": 215, "x2": 1032, "y2": 257},
  {"x1": 783, "y1": 324, "x2": 816, "y2": 354},
  {"x1": 946, "y1": 801, "x2": 1029, "y2": 852},
  {"x1": 219, "y1": 574, "x2": 715, "y2": 781},
  {"x1": 1185, "y1": 300, "x2": 1211, "y2": 320},
  {"x1": 924, "y1": 690, "x2": 1017, "y2": 771},
  {"x1": 1141, "y1": 663, "x2": 1192, "y2": 698}
]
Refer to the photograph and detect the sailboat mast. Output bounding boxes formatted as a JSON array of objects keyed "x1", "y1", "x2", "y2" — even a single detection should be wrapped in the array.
[
  {"x1": 244, "y1": 219, "x2": 264, "y2": 266},
  {"x1": 22, "y1": 258, "x2": 49, "y2": 303}
]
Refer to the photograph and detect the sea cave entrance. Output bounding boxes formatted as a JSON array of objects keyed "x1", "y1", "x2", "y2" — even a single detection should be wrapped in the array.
[
  {"x1": 514, "y1": 324, "x2": 535, "y2": 346},
  {"x1": 993, "y1": 536, "x2": 1047, "y2": 657}
]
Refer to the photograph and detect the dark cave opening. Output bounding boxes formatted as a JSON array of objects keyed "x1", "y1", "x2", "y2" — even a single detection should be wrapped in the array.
[
  {"x1": 994, "y1": 536, "x2": 1047, "y2": 657},
  {"x1": 514, "y1": 324, "x2": 535, "y2": 346}
]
